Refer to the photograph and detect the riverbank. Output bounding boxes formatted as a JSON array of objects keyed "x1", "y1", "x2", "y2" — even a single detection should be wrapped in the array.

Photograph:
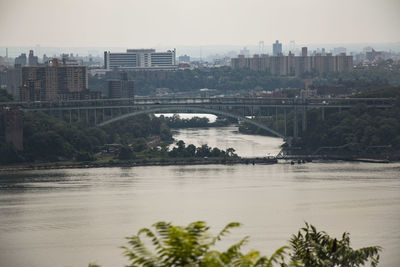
[
  {"x1": 282, "y1": 154, "x2": 392, "y2": 163},
  {"x1": 1, "y1": 155, "x2": 397, "y2": 173},
  {"x1": 0, "y1": 157, "x2": 278, "y2": 172}
]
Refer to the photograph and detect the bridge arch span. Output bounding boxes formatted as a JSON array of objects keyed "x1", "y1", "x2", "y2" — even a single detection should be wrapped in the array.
[{"x1": 97, "y1": 106, "x2": 285, "y2": 139}]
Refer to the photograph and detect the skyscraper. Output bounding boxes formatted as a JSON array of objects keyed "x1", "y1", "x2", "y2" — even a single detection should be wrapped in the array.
[
  {"x1": 272, "y1": 40, "x2": 282, "y2": 56},
  {"x1": 301, "y1": 47, "x2": 308, "y2": 57},
  {"x1": 15, "y1": 53, "x2": 27, "y2": 66},
  {"x1": 28, "y1": 50, "x2": 38, "y2": 66}
]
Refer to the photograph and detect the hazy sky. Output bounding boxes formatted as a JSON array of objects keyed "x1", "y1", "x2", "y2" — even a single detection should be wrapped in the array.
[{"x1": 1, "y1": 0, "x2": 400, "y2": 47}]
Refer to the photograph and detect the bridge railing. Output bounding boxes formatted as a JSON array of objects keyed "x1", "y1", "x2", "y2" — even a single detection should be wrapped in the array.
[{"x1": 0, "y1": 96, "x2": 396, "y2": 110}]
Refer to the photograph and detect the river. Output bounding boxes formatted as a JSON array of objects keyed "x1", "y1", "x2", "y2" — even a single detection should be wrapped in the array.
[{"x1": 0, "y1": 125, "x2": 399, "y2": 267}]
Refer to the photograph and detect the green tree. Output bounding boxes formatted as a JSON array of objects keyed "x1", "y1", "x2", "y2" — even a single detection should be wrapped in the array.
[
  {"x1": 196, "y1": 144, "x2": 211, "y2": 157},
  {"x1": 211, "y1": 147, "x2": 222, "y2": 157},
  {"x1": 176, "y1": 140, "x2": 186, "y2": 152},
  {"x1": 0, "y1": 142, "x2": 22, "y2": 164},
  {"x1": 118, "y1": 145, "x2": 135, "y2": 160},
  {"x1": 120, "y1": 221, "x2": 291, "y2": 267},
  {"x1": 0, "y1": 89, "x2": 13, "y2": 102},
  {"x1": 226, "y1": 147, "x2": 237, "y2": 157},
  {"x1": 132, "y1": 138, "x2": 148, "y2": 152},
  {"x1": 185, "y1": 144, "x2": 197, "y2": 157},
  {"x1": 289, "y1": 223, "x2": 381, "y2": 267}
]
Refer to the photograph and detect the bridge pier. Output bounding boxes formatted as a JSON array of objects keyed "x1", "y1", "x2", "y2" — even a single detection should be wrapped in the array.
[
  {"x1": 94, "y1": 109, "x2": 97, "y2": 125},
  {"x1": 293, "y1": 105, "x2": 298, "y2": 139},
  {"x1": 284, "y1": 108, "x2": 287, "y2": 137},
  {"x1": 302, "y1": 106, "x2": 307, "y2": 132}
]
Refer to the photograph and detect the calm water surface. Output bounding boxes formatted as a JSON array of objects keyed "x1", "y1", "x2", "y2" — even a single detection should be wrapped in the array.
[
  {"x1": 0, "y1": 127, "x2": 399, "y2": 267},
  {"x1": 171, "y1": 126, "x2": 283, "y2": 157},
  {"x1": 159, "y1": 113, "x2": 284, "y2": 157}
]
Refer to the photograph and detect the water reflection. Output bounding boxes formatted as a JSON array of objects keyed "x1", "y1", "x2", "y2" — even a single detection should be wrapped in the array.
[{"x1": 0, "y1": 157, "x2": 399, "y2": 266}]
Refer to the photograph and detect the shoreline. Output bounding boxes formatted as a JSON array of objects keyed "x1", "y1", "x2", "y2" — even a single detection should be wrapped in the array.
[
  {"x1": 0, "y1": 156, "x2": 397, "y2": 173},
  {"x1": 0, "y1": 157, "x2": 277, "y2": 172}
]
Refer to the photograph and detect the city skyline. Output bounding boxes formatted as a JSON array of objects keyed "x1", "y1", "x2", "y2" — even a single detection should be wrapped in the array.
[{"x1": 1, "y1": 0, "x2": 400, "y2": 47}]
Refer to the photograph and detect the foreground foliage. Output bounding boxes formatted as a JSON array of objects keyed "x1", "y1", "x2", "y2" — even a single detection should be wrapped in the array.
[
  {"x1": 116, "y1": 221, "x2": 381, "y2": 267},
  {"x1": 290, "y1": 223, "x2": 381, "y2": 267}
]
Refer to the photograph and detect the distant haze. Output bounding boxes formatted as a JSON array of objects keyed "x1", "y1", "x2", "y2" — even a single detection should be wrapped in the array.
[{"x1": 1, "y1": 0, "x2": 399, "y2": 48}]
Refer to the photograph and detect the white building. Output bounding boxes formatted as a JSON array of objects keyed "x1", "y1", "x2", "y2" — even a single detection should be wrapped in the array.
[{"x1": 104, "y1": 49, "x2": 177, "y2": 70}]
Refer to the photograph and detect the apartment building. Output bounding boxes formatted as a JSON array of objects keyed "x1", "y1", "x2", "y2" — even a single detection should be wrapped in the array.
[{"x1": 20, "y1": 59, "x2": 88, "y2": 101}]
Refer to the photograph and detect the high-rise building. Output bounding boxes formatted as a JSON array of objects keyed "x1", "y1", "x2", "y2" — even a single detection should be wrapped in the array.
[
  {"x1": 231, "y1": 47, "x2": 353, "y2": 77},
  {"x1": 269, "y1": 54, "x2": 288, "y2": 75},
  {"x1": 335, "y1": 53, "x2": 353, "y2": 72},
  {"x1": 301, "y1": 47, "x2": 308, "y2": 57},
  {"x1": 272, "y1": 40, "x2": 282, "y2": 56},
  {"x1": 240, "y1": 47, "x2": 250, "y2": 57},
  {"x1": 28, "y1": 50, "x2": 38, "y2": 66},
  {"x1": 20, "y1": 59, "x2": 88, "y2": 101},
  {"x1": 178, "y1": 55, "x2": 190, "y2": 63},
  {"x1": 42, "y1": 54, "x2": 49, "y2": 64},
  {"x1": 5, "y1": 66, "x2": 22, "y2": 100},
  {"x1": 287, "y1": 51, "x2": 296, "y2": 75},
  {"x1": 104, "y1": 49, "x2": 176, "y2": 70},
  {"x1": 107, "y1": 72, "x2": 134, "y2": 99},
  {"x1": 15, "y1": 53, "x2": 27, "y2": 66}
]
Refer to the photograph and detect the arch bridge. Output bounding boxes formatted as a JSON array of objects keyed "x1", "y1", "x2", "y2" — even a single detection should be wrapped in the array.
[{"x1": 2, "y1": 97, "x2": 394, "y2": 139}]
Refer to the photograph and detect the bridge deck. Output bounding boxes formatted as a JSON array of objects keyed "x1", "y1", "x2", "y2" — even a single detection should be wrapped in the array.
[{"x1": 1, "y1": 97, "x2": 395, "y2": 110}]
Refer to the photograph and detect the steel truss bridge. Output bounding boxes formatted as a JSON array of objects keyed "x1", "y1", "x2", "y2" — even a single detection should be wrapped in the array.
[{"x1": 2, "y1": 97, "x2": 394, "y2": 139}]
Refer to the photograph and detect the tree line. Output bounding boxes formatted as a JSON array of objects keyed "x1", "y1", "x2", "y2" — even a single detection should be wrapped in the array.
[
  {"x1": 89, "y1": 67, "x2": 305, "y2": 96},
  {"x1": 0, "y1": 110, "x2": 173, "y2": 165},
  {"x1": 88, "y1": 66, "x2": 400, "y2": 97},
  {"x1": 291, "y1": 87, "x2": 400, "y2": 158},
  {"x1": 159, "y1": 114, "x2": 234, "y2": 129},
  {"x1": 168, "y1": 140, "x2": 237, "y2": 159}
]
